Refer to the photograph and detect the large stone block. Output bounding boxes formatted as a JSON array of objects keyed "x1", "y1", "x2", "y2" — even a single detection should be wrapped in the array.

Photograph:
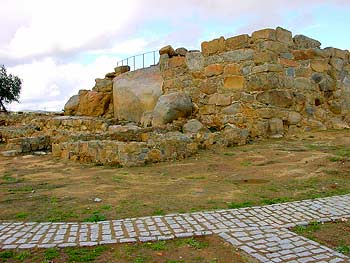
[
  {"x1": 113, "y1": 66, "x2": 162, "y2": 123},
  {"x1": 293, "y1": 35, "x2": 321, "y2": 49},
  {"x1": 252, "y1": 63, "x2": 283, "y2": 74},
  {"x1": 152, "y1": 92, "x2": 193, "y2": 127},
  {"x1": 252, "y1": 28, "x2": 276, "y2": 41},
  {"x1": 64, "y1": 95, "x2": 80, "y2": 115},
  {"x1": 204, "y1": 64, "x2": 224, "y2": 77},
  {"x1": 224, "y1": 63, "x2": 240, "y2": 75},
  {"x1": 201, "y1": 37, "x2": 225, "y2": 56},
  {"x1": 185, "y1": 52, "x2": 204, "y2": 71},
  {"x1": 159, "y1": 45, "x2": 176, "y2": 57},
  {"x1": 93, "y1": 78, "x2": 113, "y2": 92},
  {"x1": 257, "y1": 41, "x2": 289, "y2": 53},
  {"x1": 276, "y1": 27, "x2": 293, "y2": 46},
  {"x1": 208, "y1": 93, "x2": 231, "y2": 106},
  {"x1": 222, "y1": 49, "x2": 255, "y2": 63},
  {"x1": 311, "y1": 59, "x2": 330, "y2": 73},
  {"x1": 223, "y1": 76, "x2": 245, "y2": 90},
  {"x1": 169, "y1": 56, "x2": 186, "y2": 68},
  {"x1": 256, "y1": 90, "x2": 293, "y2": 108},
  {"x1": 76, "y1": 91, "x2": 112, "y2": 117},
  {"x1": 225, "y1": 34, "x2": 250, "y2": 51}
]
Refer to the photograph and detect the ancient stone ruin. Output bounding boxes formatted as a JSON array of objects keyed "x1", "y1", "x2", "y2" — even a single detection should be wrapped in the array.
[{"x1": 1, "y1": 27, "x2": 349, "y2": 166}]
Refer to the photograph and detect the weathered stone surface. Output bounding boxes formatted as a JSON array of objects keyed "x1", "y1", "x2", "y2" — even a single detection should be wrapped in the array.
[
  {"x1": 254, "y1": 51, "x2": 278, "y2": 64},
  {"x1": 257, "y1": 90, "x2": 293, "y2": 108},
  {"x1": 252, "y1": 63, "x2": 283, "y2": 74},
  {"x1": 293, "y1": 35, "x2": 321, "y2": 49},
  {"x1": 93, "y1": 78, "x2": 113, "y2": 92},
  {"x1": 159, "y1": 45, "x2": 176, "y2": 57},
  {"x1": 222, "y1": 49, "x2": 254, "y2": 63},
  {"x1": 276, "y1": 27, "x2": 293, "y2": 46},
  {"x1": 114, "y1": 66, "x2": 130, "y2": 74},
  {"x1": 269, "y1": 118, "x2": 284, "y2": 137},
  {"x1": 64, "y1": 95, "x2": 80, "y2": 115},
  {"x1": 1, "y1": 150, "x2": 20, "y2": 157},
  {"x1": 169, "y1": 56, "x2": 186, "y2": 68},
  {"x1": 6, "y1": 135, "x2": 51, "y2": 153},
  {"x1": 113, "y1": 66, "x2": 162, "y2": 123},
  {"x1": 183, "y1": 119, "x2": 208, "y2": 134},
  {"x1": 76, "y1": 91, "x2": 112, "y2": 117},
  {"x1": 288, "y1": 112, "x2": 302, "y2": 125},
  {"x1": 208, "y1": 93, "x2": 231, "y2": 106},
  {"x1": 175, "y1": 47, "x2": 188, "y2": 56},
  {"x1": 258, "y1": 41, "x2": 289, "y2": 53},
  {"x1": 311, "y1": 59, "x2": 330, "y2": 73},
  {"x1": 201, "y1": 37, "x2": 225, "y2": 56},
  {"x1": 185, "y1": 52, "x2": 204, "y2": 71},
  {"x1": 204, "y1": 64, "x2": 224, "y2": 77},
  {"x1": 224, "y1": 63, "x2": 240, "y2": 75},
  {"x1": 223, "y1": 76, "x2": 244, "y2": 90},
  {"x1": 215, "y1": 124, "x2": 249, "y2": 146},
  {"x1": 225, "y1": 34, "x2": 250, "y2": 51},
  {"x1": 293, "y1": 48, "x2": 326, "y2": 60},
  {"x1": 152, "y1": 92, "x2": 193, "y2": 127},
  {"x1": 252, "y1": 28, "x2": 276, "y2": 41}
]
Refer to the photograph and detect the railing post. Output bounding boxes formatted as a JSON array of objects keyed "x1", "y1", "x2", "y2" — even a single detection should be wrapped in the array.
[
  {"x1": 153, "y1": 51, "x2": 155, "y2": 66},
  {"x1": 133, "y1": 56, "x2": 135, "y2": 71},
  {"x1": 142, "y1": 53, "x2": 145, "y2": 68}
]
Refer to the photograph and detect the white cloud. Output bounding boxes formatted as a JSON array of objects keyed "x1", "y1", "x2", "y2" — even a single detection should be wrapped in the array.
[{"x1": 8, "y1": 56, "x2": 119, "y2": 111}]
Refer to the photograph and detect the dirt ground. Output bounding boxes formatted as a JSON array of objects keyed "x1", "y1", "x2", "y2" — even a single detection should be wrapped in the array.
[
  {"x1": 1, "y1": 130, "x2": 350, "y2": 223},
  {"x1": 292, "y1": 220, "x2": 350, "y2": 256},
  {"x1": 0, "y1": 235, "x2": 256, "y2": 263}
]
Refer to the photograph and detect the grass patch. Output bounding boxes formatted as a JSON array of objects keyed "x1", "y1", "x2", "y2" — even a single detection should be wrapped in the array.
[
  {"x1": 8, "y1": 185, "x2": 33, "y2": 193},
  {"x1": 329, "y1": 156, "x2": 345, "y2": 162},
  {"x1": 223, "y1": 152, "x2": 236, "y2": 156},
  {"x1": 152, "y1": 208, "x2": 165, "y2": 216},
  {"x1": 145, "y1": 240, "x2": 167, "y2": 251},
  {"x1": 335, "y1": 148, "x2": 350, "y2": 158},
  {"x1": 44, "y1": 247, "x2": 59, "y2": 260},
  {"x1": 15, "y1": 212, "x2": 28, "y2": 219},
  {"x1": 185, "y1": 238, "x2": 209, "y2": 249},
  {"x1": 14, "y1": 250, "x2": 31, "y2": 260},
  {"x1": 240, "y1": 161, "x2": 252, "y2": 167},
  {"x1": 0, "y1": 250, "x2": 14, "y2": 260},
  {"x1": 227, "y1": 201, "x2": 253, "y2": 209},
  {"x1": 336, "y1": 244, "x2": 350, "y2": 255},
  {"x1": 101, "y1": 204, "x2": 112, "y2": 210},
  {"x1": 261, "y1": 197, "x2": 290, "y2": 205},
  {"x1": 84, "y1": 211, "x2": 106, "y2": 222},
  {"x1": 65, "y1": 246, "x2": 107, "y2": 262},
  {"x1": 293, "y1": 221, "x2": 321, "y2": 235}
]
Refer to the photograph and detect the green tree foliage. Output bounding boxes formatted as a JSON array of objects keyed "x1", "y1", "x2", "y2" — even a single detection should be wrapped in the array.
[{"x1": 0, "y1": 65, "x2": 22, "y2": 112}]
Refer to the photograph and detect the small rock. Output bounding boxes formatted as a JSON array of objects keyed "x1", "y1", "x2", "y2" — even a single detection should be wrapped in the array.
[
  {"x1": 22, "y1": 155, "x2": 35, "y2": 159},
  {"x1": 94, "y1": 198, "x2": 102, "y2": 202},
  {"x1": 1, "y1": 150, "x2": 19, "y2": 157},
  {"x1": 34, "y1": 151, "x2": 47, "y2": 156}
]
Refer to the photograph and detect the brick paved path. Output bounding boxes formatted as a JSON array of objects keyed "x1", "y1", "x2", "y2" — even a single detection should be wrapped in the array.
[{"x1": 1, "y1": 195, "x2": 350, "y2": 262}]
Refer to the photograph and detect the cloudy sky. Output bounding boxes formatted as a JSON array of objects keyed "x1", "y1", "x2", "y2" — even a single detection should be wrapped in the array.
[{"x1": 1, "y1": 0, "x2": 349, "y2": 111}]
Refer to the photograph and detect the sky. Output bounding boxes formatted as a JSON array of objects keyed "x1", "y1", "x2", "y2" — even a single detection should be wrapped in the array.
[{"x1": 1, "y1": 0, "x2": 349, "y2": 111}]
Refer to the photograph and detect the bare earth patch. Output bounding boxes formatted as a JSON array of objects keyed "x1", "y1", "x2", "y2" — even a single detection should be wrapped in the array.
[{"x1": 1, "y1": 130, "x2": 350, "y2": 223}]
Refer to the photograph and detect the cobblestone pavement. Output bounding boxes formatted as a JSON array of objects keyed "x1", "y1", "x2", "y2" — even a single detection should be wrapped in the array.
[{"x1": 1, "y1": 194, "x2": 350, "y2": 262}]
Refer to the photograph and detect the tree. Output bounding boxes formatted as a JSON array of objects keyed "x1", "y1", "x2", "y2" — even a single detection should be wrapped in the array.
[{"x1": 0, "y1": 65, "x2": 22, "y2": 112}]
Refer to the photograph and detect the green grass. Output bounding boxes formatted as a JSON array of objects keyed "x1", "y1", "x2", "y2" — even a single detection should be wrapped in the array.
[
  {"x1": 227, "y1": 201, "x2": 253, "y2": 209},
  {"x1": 293, "y1": 221, "x2": 321, "y2": 235},
  {"x1": 240, "y1": 161, "x2": 252, "y2": 167},
  {"x1": 0, "y1": 250, "x2": 14, "y2": 260},
  {"x1": 336, "y1": 244, "x2": 350, "y2": 255},
  {"x1": 64, "y1": 246, "x2": 107, "y2": 262},
  {"x1": 84, "y1": 211, "x2": 106, "y2": 222},
  {"x1": 261, "y1": 197, "x2": 290, "y2": 205},
  {"x1": 15, "y1": 212, "x2": 28, "y2": 219},
  {"x1": 184, "y1": 238, "x2": 209, "y2": 249},
  {"x1": 44, "y1": 248, "x2": 59, "y2": 260},
  {"x1": 329, "y1": 156, "x2": 345, "y2": 162},
  {"x1": 223, "y1": 152, "x2": 236, "y2": 156},
  {"x1": 101, "y1": 204, "x2": 112, "y2": 210},
  {"x1": 145, "y1": 240, "x2": 167, "y2": 251},
  {"x1": 14, "y1": 250, "x2": 31, "y2": 260},
  {"x1": 335, "y1": 148, "x2": 350, "y2": 158},
  {"x1": 152, "y1": 208, "x2": 165, "y2": 216}
]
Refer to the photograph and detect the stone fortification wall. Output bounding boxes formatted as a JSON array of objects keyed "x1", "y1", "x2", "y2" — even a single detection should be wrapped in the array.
[{"x1": 158, "y1": 27, "x2": 350, "y2": 138}]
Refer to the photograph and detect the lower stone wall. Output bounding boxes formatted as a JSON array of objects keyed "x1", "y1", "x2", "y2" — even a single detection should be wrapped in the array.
[
  {"x1": 6, "y1": 135, "x2": 51, "y2": 153},
  {"x1": 52, "y1": 131, "x2": 198, "y2": 166}
]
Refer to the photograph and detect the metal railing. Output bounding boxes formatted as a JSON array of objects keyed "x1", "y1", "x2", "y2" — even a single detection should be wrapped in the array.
[{"x1": 116, "y1": 50, "x2": 159, "y2": 71}]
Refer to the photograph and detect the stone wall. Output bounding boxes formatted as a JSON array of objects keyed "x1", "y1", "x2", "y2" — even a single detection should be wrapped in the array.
[
  {"x1": 158, "y1": 27, "x2": 350, "y2": 138},
  {"x1": 64, "y1": 66, "x2": 131, "y2": 118}
]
